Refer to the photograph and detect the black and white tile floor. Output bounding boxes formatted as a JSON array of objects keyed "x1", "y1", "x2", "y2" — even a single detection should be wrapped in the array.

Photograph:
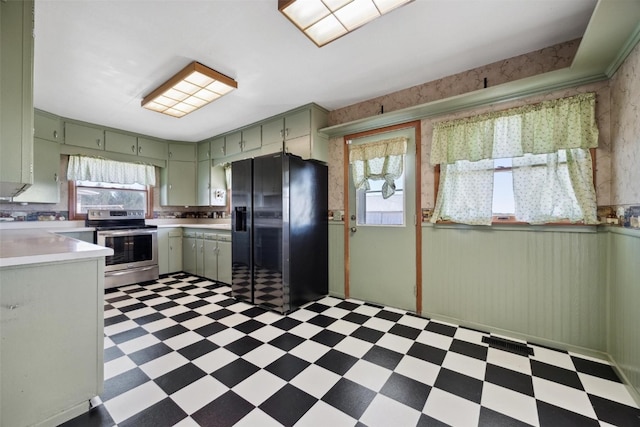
[{"x1": 62, "y1": 273, "x2": 640, "y2": 427}]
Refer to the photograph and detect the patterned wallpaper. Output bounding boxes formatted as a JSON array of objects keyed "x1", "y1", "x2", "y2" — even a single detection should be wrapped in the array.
[
  {"x1": 328, "y1": 39, "x2": 580, "y2": 127},
  {"x1": 610, "y1": 40, "x2": 640, "y2": 206},
  {"x1": 326, "y1": 39, "x2": 619, "y2": 211}
]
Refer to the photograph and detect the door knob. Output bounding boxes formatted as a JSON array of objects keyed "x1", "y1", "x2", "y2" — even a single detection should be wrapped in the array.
[
  {"x1": 350, "y1": 227, "x2": 357, "y2": 233},
  {"x1": 351, "y1": 214, "x2": 356, "y2": 221}
]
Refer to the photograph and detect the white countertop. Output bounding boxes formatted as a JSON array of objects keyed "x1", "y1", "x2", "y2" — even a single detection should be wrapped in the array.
[{"x1": 0, "y1": 229, "x2": 113, "y2": 268}]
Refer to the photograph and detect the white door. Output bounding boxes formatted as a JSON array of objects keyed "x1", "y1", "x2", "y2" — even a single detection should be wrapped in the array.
[{"x1": 347, "y1": 126, "x2": 417, "y2": 311}]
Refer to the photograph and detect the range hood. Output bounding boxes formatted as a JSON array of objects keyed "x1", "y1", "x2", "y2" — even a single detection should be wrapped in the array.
[{"x1": 0, "y1": 182, "x2": 31, "y2": 201}]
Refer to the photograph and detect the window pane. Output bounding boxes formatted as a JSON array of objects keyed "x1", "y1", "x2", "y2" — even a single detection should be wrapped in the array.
[
  {"x1": 356, "y1": 170, "x2": 405, "y2": 226},
  {"x1": 492, "y1": 170, "x2": 515, "y2": 215},
  {"x1": 76, "y1": 181, "x2": 147, "y2": 214}
]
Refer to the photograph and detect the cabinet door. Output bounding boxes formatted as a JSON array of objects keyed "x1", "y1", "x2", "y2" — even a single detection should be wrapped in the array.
[
  {"x1": 167, "y1": 160, "x2": 196, "y2": 206},
  {"x1": 203, "y1": 238, "x2": 218, "y2": 280},
  {"x1": 137, "y1": 137, "x2": 168, "y2": 160},
  {"x1": 157, "y1": 228, "x2": 170, "y2": 275},
  {"x1": 197, "y1": 141, "x2": 210, "y2": 161},
  {"x1": 242, "y1": 126, "x2": 261, "y2": 152},
  {"x1": 217, "y1": 237, "x2": 232, "y2": 284},
  {"x1": 211, "y1": 137, "x2": 225, "y2": 159},
  {"x1": 168, "y1": 235, "x2": 183, "y2": 273},
  {"x1": 210, "y1": 164, "x2": 227, "y2": 206},
  {"x1": 196, "y1": 236, "x2": 205, "y2": 277},
  {"x1": 262, "y1": 117, "x2": 284, "y2": 146},
  {"x1": 197, "y1": 160, "x2": 211, "y2": 206},
  {"x1": 105, "y1": 130, "x2": 137, "y2": 155},
  {"x1": 225, "y1": 131, "x2": 242, "y2": 157},
  {"x1": 0, "y1": 0, "x2": 34, "y2": 195},
  {"x1": 168, "y1": 143, "x2": 196, "y2": 161},
  {"x1": 284, "y1": 109, "x2": 310, "y2": 140},
  {"x1": 182, "y1": 236, "x2": 197, "y2": 275},
  {"x1": 65, "y1": 123, "x2": 104, "y2": 150},
  {"x1": 285, "y1": 135, "x2": 312, "y2": 160},
  {"x1": 13, "y1": 138, "x2": 60, "y2": 203},
  {"x1": 34, "y1": 112, "x2": 62, "y2": 142}
]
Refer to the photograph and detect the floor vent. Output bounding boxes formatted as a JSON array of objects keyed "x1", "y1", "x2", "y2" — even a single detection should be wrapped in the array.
[{"x1": 482, "y1": 336, "x2": 534, "y2": 357}]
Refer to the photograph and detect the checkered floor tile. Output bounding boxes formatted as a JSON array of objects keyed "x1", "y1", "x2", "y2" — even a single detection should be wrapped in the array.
[{"x1": 61, "y1": 273, "x2": 640, "y2": 427}]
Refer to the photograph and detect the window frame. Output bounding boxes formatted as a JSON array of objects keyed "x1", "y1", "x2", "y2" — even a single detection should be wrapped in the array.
[
  {"x1": 432, "y1": 148, "x2": 597, "y2": 225},
  {"x1": 68, "y1": 181, "x2": 154, "y2": 220}
]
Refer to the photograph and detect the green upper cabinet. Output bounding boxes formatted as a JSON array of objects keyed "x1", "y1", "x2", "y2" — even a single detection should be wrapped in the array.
[
  {"x1": 262, "y1": 117, "x2": 284, "y2": 147},
  {"x1": 242, "y1": 126, "x2": 261, "y2": 152},
  {"x1": 161, "y1": 142, "x2": 196, "y2": 206},
  {"x1": 65, "y1": 122, "x2": 105, "y2": 150},
  {"x1": 168, "y1": 142, "x2": 196, "y2": 161},
  {"x1": 12, "y1": 137, "x2": 60, "y2": 204},
  {"x1": 223, "y1": 126, "x2": 261, "y2": 158},
  {"x1": 284, "y1": 109, "x2": 311, "y2": 140},
  {"x1": 105, "y1": 130, "x2": 137, "y2": 155},
  {"x1": 104, "y1": 131, "x2": 167, "y2": 160},
  {"x1": 224, "y1": 131, "x2": 243, "y2": 157},
  {"x1": 34, "y1": 110, "x2": 63, "y2": 143},
  {"x1": 137, "y1": 137, "x2": 168, "y2": 160},
  {"x1": 211, "y1": 137, "x2": 225, "y2": 159},
  {"x1": 0, "y1": 0, "x2": 34, "y2": 198},
  {"x1": 260, "y1": 104, "x2": 328, "y2": 162},
  {"x1": 198, "y1": 140, "x2": 210, "y2": 161}
]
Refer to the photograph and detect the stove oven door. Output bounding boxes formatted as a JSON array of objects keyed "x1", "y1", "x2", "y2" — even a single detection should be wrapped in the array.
[{"x1": 96, "y1": 228, "x2": 158, "y2": 288}]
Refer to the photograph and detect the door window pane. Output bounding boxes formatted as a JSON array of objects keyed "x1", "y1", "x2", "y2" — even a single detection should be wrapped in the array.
[{"x1": 356, "y1": 168, "x2": 405, "y2": 226}]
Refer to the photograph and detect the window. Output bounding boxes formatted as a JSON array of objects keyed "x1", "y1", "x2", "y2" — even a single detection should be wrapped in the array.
[
  {"x1": 349, "y1": 136, "x2": 408, "y2": 226},
  {"x1": 356, "y1": 166, "x2": 405, "y2": 225},
  {"x1": 430, "y1": 93, "x2": 599, "y2": 225},
  {"x1": 76, "y1": 181, "x2": 148, "y2": 212},
  {"x1": 67, "y1": 156, "x2": 155, "y2": 219}
]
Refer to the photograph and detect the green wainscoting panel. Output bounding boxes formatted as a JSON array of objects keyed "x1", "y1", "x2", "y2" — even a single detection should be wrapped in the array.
[
  {"x1": 607, "y1": 229, "x2": 640, "y2": 399},
  {"x1": 328, "y1": 222, "x2": 345, "y2": 298},
  {"x1": 422, "y1": 226, "x2": 606, "y2": 352}
]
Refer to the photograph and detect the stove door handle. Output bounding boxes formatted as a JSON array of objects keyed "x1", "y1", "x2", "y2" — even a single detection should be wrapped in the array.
[{"x1": 97, "y1": 229, "x2": 157, "y2": 237}]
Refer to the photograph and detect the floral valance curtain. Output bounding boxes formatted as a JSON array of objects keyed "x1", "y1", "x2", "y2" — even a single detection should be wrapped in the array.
[
  {"x1": 349, "y1": 136, "x2": 407, "y2": 199},
  {"x1": 67, "y1": 155, "x2": 156, "y2": 186},
  {"x1": 430, "y1": 93, "x2": 599, "y2": 225},
  {"x1": 430, "y1": 92, "x2": 599, "y2": 165}
]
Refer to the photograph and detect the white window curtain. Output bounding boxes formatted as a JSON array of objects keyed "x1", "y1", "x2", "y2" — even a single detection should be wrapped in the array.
[
  {"x1": 430, "y1": 93, "x2": 599, "y2": 225},
  {"x1": 349, "y1": 136, "x2": 407, "y2": 199},
  {"x1": 67, "y1": 155, "x2": 156, "y2": 186}
]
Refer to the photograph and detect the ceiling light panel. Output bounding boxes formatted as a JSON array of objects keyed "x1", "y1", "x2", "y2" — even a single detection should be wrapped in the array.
[
  {"x1": 279, "y1": 0, "x2": 413, "y2": 47},
  {"x1": 142, "y1": 62, "x2": 237, "y2": 118}
]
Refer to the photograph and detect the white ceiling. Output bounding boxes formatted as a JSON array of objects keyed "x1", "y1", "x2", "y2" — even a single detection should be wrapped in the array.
[{"x1": 33, "y1": 0, "x2": 598, "y2": 142}]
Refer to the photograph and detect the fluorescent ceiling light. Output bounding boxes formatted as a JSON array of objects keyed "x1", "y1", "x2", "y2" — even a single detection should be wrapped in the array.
[
  {"x1": 142, "y1": 61, "x2": 237, "y2": 118},
  {"x1": 279, "y1": 0, "x2": 413, "y2": 47}
]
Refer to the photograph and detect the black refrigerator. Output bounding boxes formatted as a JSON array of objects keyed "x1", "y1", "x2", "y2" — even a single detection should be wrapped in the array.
[{"x1": 231, "y1": 153, "x2": 328, "y2": 314}]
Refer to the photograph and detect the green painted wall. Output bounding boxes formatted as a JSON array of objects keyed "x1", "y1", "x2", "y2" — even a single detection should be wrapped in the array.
[
  {"x1": 421, "y1": 225, "x2": 607, "y2": 352},
  {"x1": 607, "y1": 229, "x2": 640, "y2": 396}
]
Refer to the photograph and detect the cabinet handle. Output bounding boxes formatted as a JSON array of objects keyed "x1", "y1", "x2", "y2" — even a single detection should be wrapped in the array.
[
  {"x1": 53, "y1": 130, "x2": 58, "y2": 139},
  {"x1": 280, "y1": 129, "x2": 283, "y2": 138},
  {"x1": 169, "y1": 184, "x2": 172, "y2": 190},
  {"x1": 54, "y1": 173, "x2": 58, "y2": 182},
  {"x1": 96, "y1": 139, "x2": 101, "y2": 147},
  {"x1": 169, "y1": 152, "x2": 173, "y2": 158},
  {"x1": 132, "y1": 145, "x2": 136, "y2": 153},
  {"x1": 285, "y1": 128, "x2": 289, "y2": 138},
  {"x1": 207, "y1": 150, "x2": 210, "y2": 159},
  {"x1": 138, "y1": 146, "x2": 142, "y2": 154}
]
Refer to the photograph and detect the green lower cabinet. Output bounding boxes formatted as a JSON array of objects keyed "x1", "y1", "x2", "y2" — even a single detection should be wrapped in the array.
[
  {"x1": 180, "y1": 229, "x2": 231, "y2": 283},
  {"x1": 158, "y1": 228, "x2": 183, "y2": 275}
]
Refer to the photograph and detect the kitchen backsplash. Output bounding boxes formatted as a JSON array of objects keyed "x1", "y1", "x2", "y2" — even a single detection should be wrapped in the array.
[{"x1": 0, "y1": 209, "x2": 227, "y2": 222}]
